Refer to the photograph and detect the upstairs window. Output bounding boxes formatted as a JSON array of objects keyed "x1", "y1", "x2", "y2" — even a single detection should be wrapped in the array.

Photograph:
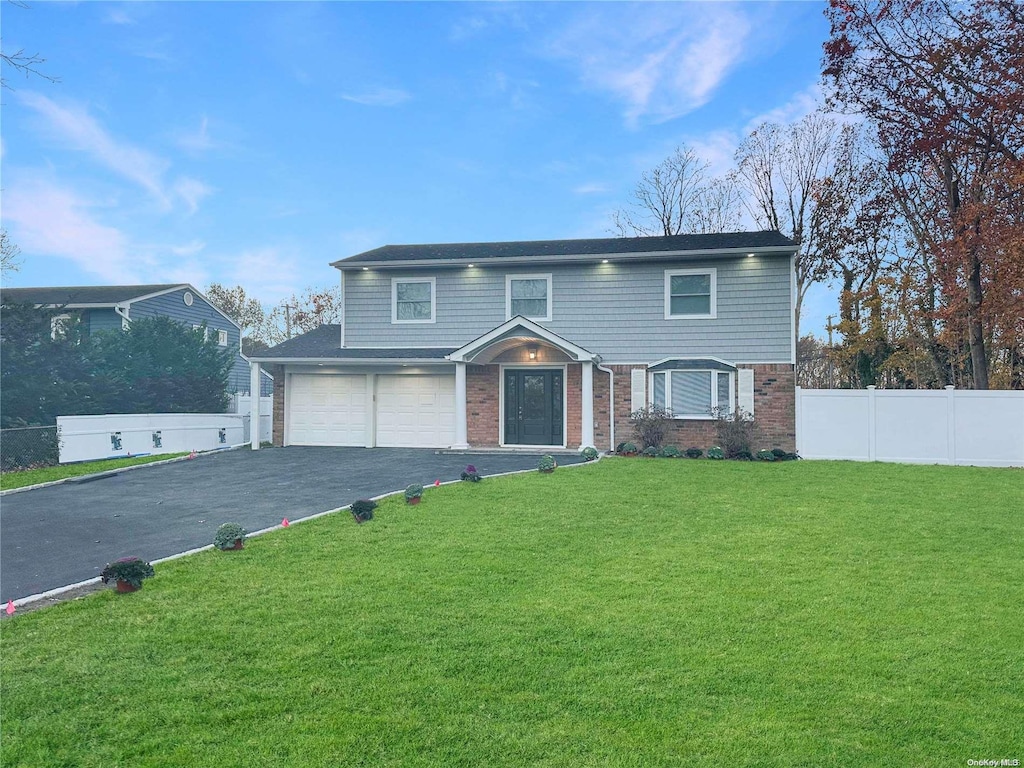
[
  {"x1": 651, "y1": 369, "x2": 733, "y2": 419},
  {"x1": 665, "y1": 268, "x2": 716, "y2": 319},
  {"x1": 392, "y1": 278, "x2": 435, "y2": 323},
  {"x1": 506, "y1": 274, "x2": 552, "y2": 321},
  {"x1": 217, "y1": 329, "x2": 229, "y2": 346}
]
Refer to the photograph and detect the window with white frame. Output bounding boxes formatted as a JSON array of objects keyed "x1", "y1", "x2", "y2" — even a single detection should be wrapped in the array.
[
  {"x1": 193, "y1": 324, "x2": 209, "y2": 341},
  {"x1": 506, "y1": 274, "x2": 552, "y2": 321},
  {"x1": 651, "y1": 369, "x2": 733, "y2": 419},
  {"x1": 392, "y1": 278, "x2": 435, "y2": 323},
  {"x1": 664, "y1": 268, "x2": 716, "y2": 319},
  {"x1": 217, "y1": 329, "x2": 228, "y2": 346}
]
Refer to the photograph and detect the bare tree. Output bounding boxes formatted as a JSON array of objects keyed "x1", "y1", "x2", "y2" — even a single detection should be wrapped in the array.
[
  {"x1": 613, "y1": 146, "x2": 742, "y2": 237},
  {"x1": 733, "y1": 113, "x2": 850, "y2": 342},
  {"x1": 1, "y1": 228, "x2": 22, "y2": 277},
  {"x1": 204, "y1": 284, "x2": 269, "y2": 355},
  {"x1": 264, "y1": 286, "x2": 343, "y2": 344},
  {"x1": 1, "y1": 2, "x2": 59, "y2": 90}
]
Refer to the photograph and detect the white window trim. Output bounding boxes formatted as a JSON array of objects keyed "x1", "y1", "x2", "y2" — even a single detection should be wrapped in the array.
[
  {"x1": 217, "y1": 329, "x2": 229, "y2": 347},
  {"x1": 391, "y1": 277, "x2": 436, "y2": 324},
  {"x1": 506, "y1": 273, "x2": 553, "y2": 322},
  {"x1": 651, "y1": 369, "x2": 733, "y2": 420},
  {"x1": 664, "y1": 268, "x2": 717, "y2": 320},
  {"x1": 193, "y1": 324, "x2": 209, "y2": 342}
]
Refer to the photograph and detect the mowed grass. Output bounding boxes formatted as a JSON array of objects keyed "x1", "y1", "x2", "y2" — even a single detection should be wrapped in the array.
[
  {"x1": 1, "y1": 453, "x2": 188, "y2": 490},
  {"x1": 1, "y1": 460, "x2": 1021, "y2": 767}
]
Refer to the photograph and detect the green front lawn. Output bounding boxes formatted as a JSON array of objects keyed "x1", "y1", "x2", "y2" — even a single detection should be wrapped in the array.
[
  {"x1": 1, "y1": 460, "x2": 1021, "y2": 766},
  {"x1": 0, "y1": 453, "x2": 188, "y2": 490}
]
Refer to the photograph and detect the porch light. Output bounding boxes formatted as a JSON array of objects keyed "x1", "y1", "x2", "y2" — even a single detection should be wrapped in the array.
[
  {"x1": 527, "y1": 344, "x2": 539, "y2": 361},
  {"x1": 467, "y1": 263, "x2": 475, "y2": 268},
  {"x1": 602, "y1": 259, "x2": 609, "y2": 264},
  {"x1": 747, "y1": 253, "x2": 755, "y2": 258}
]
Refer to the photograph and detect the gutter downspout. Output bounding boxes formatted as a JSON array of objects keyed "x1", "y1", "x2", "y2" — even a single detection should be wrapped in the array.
[
  {"x1": 596, "y1": 362, "x2": 615, "y2": 452},
  {"x1": 339, "y1": 270, "x2": 346, "y2": 348}
]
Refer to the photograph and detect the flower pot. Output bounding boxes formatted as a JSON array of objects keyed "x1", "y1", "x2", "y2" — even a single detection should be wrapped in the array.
[
  {"x1": 115, "y1": 579, "x2": 139, "y2": 593},
  {"x1": 540, "y1": 468, "x2": 554, "y2": 474},
  {"x1": 230, "y1": 539, "x2": 244, "y2": 550},
  {"x1": 406, "y1": 497, "x2": 421, "y2": 505}
]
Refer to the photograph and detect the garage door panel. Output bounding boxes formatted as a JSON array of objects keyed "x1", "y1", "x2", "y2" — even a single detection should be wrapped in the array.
[
  {"x1": 289, "y1": 375, "x2": 367, "y2": 446},
  {"x1": 376, "y1": 375, "x2": 455, "y2": 448}
]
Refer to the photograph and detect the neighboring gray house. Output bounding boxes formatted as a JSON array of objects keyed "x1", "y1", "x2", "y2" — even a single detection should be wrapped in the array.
[
  {"x1": 1, "y1": 283, "x2": 273, "y2": 397},
  {"x1": 251, "y1": 231, "x2": 798, "y2": 451}
]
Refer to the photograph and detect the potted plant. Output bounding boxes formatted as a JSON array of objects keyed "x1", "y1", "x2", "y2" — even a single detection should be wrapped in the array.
[
  {"x1": 661, "y1": 446, "x2": 681, "y2": 458},
  {"x1": 213, "y1": 522, "x2": 248, "y2": 550},
  {"x1": 100, "y1": 557, "x2": 155, "y2": 593},
  {"x1": 580, "y1": 446, "x2": 599, "y2": 462},
  {"x1": 351, "y1": 499, "x2": 377, "y2": 523},
  {"x1": 405, "y1": 484, "x2": 424, "y2": 504},
  {"x1": 619, "y1": 442, "x2": 638, "y2": 456},
  {"x1": 460, "y1": 464, "x2": 482, "y2": 482},
  {"x1": 685, "y1": 447, "x2": 703, "y2": 459},
  {"x1": 538, "y1": 455, "x2": 557, "y2": 473},
  {"x1": 642, "y1": 445, "x2": 660, "y2": 458},
  {"x1": 757, "y1": 449, "x2": 777, "y2": 462},
  {"x1": 707, "y1": 446, "x2": 724, "y2": 460}
]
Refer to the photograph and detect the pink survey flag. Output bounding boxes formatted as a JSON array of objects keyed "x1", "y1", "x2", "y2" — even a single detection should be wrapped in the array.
[
  {"x1": 5, "y1": 600, "x2": 15, "y2": 616},
  {"x1": 188, "y1": 450, "x2": 197, "y2": 460},
  {"x1": 282, "y1": 518, "x2": 290, "y2": 527},
  {"x1": 434, "y1": 479, "x2": 441, "y2": 487}
]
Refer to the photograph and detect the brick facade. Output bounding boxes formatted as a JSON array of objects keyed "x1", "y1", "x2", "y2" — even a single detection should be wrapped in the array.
[
  {"x1": 272, "y1": 364, "x2": 285, "y2": 447},
  {"x1": 466, "y1": 365, "x2": 500, "y2": 446},
  {"x1": 606, "y1": 363, "x2": 796, "y2": 453}
]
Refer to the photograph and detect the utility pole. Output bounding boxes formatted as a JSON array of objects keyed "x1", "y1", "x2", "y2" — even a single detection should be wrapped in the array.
[
  {"x1": 283, "y1": 303, "x2": 297, "y2": 339},
  {"x1": 825, "y1": 315, "x2": 836, "y2": 389}
]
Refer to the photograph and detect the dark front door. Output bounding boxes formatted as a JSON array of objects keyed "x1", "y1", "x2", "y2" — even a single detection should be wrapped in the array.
[{"x1": 504, "y1": 369, "x2": 563, "y2": 446}]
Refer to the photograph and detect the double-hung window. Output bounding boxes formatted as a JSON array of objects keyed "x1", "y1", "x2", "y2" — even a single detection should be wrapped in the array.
[
  {"x1": 506, "y1": 274, "x2": 552, "y2": 321},
  {"x1": 651, "y1": 369, "x2": 733, "y2": 419},
  {"x1": 392, "y1": 277, "x2": 436, "y2": 323},
  {"x1": 664, "y1": 268, "x2": 716, "y2": 319},
  {"x1": 217, "y1": 329, "x2": 229, "y2": 346}
]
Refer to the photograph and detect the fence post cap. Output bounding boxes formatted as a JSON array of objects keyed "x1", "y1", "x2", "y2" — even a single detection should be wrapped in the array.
[
  {"x1": 945, "y1": 385, "x2": 955, "y2": 390},
  {"x1": 866, "y1": 385, "x2": 877, "y2": 390}
]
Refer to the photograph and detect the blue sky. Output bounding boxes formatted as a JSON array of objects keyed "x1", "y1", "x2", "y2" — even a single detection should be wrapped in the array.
[{"x1": 2, "y1": 1, "x2": 836, "y2": 334}]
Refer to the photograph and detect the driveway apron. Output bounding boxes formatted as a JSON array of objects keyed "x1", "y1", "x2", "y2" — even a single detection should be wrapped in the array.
[{"x1": 1, "y1": 447, "x2": 583, "y2": 602}]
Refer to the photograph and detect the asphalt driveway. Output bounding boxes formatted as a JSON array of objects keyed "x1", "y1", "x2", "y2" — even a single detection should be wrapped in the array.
[{"x1": 1, "y1": 447, "x2": 584, "y2": 602}]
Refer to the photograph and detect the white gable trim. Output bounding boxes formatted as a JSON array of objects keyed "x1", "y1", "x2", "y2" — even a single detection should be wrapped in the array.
[
  {"x1": 447, "y1": 316, "x2": 597, "y2": 363},
  {"x1": 125, "y1": 284, "x2": 242, "y2": 331}
]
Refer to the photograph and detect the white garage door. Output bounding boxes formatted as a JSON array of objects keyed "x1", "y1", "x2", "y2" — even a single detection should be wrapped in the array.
[
  {"x1": 376, "y1": 375, "x2": 456, "y2": 448},
  {"x1": 288, "y1": 374, "x2": 367, "y2": 446}
]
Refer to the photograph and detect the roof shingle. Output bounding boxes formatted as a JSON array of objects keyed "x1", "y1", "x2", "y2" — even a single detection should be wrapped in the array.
[
  {"x1": 0, "y1": 284, "x2": 184, "y2": 306},
  {"x1": 255, "y1": 325, "x2": 454, "y2": 360}
]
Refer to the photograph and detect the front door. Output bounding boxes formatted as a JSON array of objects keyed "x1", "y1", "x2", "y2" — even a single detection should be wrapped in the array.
[{"x1": 504, "y1": 369, "x2": 563, "y2": 446}]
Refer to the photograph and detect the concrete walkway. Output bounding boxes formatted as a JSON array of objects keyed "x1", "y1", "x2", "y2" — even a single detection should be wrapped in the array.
[{"x1": 0, "y1": 447, "x2": 584, "y2": 602}]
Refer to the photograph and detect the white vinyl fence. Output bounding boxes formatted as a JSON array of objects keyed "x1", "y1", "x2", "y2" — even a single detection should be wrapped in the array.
[
  {"x1": 796, "y1": 386, "x2": 1024, "y2": 467},
  {"x1": 57, "y1": 413, "x2": 245, "y2": 464},
  {"x1": 232, "y1": 394, "x2": 273, "y2": 445}
]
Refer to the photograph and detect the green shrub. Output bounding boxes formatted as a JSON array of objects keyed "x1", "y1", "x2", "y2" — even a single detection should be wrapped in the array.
[
  {"x1": 661, "y1": 446, "x2": 681, "y2": 458},
  {"x1": 757, "y1": 449, "x2": 777, "y2": 462},
  {"x1": 213, "y1": 522, "x2": 247, "y2": 550},
  {"x1": 351, "y1": 499, "x2": 377, "y2": 522},
  {"x1": 772, "y1": 448, "x2": 800, "y2": 461},
  {"x1": 642, "y1": 445, "x2": 660, "y2": 457},
  {"x1": 734, "y1": 449, "x2": 754, "y2": 461},
  {"x1": 404, "y1": 484, "x2": 424, "y2": 500},
  {"x1": 707, "y1": 447, "x2": 724, "y2": 460},
  {"x1": 619, "y1": 442, "x2": 638, "y2": 456},
  {"x1": 460, "y1": 464, "x2": 482, "y2": 482},
  {"x1": 629, "y1": 405, "x2": 674, "y2": 449},
  {"x1": 100, "y1": 557, "x2": 155, "y2": 588},
  {"x1": 685, "y1": 447, "x2": 703, "y2": 459},
  {"x1": 580, "y1": 446, "x2": 599, "y2": 462},
  {"x1": 538, "y1": 455, "x2": 557, "y2": 472}
]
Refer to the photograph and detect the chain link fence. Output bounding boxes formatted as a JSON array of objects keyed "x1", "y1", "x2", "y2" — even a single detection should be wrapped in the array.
[{"x1": 0, "y1": 426, "x2": 62, "y2": 472}]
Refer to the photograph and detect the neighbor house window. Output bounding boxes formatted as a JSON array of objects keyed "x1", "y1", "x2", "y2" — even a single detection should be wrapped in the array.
[
  {"x1": 506, "y1": 274, "x2": 552, "y2": 321},
  {"x1": 193, "y1": 324, "x2": 209, "y2": 341},
  {"x1": 651, "y1": 370, "x2": 733, "y2": 419},
  {"x1": 664, "y1": 268, "x2": 716, "y2": 319},
  {"x1": 392, "y1": 277, "x2": 435, "y2": 323},
  {"x1": 217, "y1": 329, "x2": 228, "y2": 346}
]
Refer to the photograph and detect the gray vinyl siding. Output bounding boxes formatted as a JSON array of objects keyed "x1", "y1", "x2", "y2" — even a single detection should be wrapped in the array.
[
  {"x1": 343, "y1": 256, "x2": 793, "y2": 362},
  {"x1": 85, "y1": 308, "x2": 123, "y2": 334},
  {"x1": 128, "y1": 288, "x2": 253, "y2": 393}
]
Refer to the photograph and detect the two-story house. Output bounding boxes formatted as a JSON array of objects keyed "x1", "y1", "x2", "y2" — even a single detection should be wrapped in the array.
[
  {"x1": 250, "y1": 231, "x2": 798, "y2": 452},
  {"x1": 1, "y1": 283, "x2": 273, "y2": 397}
]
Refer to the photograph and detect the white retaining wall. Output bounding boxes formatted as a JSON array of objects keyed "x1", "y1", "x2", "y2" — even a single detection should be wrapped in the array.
[
  {"x1": 796, "y1": 386, "x2": 1024, "y2": 467},
  {"x1": 57, "y1": 413, "x2": 245, "y2": 464}
]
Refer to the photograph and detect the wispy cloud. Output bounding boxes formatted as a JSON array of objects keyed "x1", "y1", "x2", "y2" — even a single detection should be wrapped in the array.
[
  {"x1": 546, "y1": 4, "x2": 751, "y2": 127},
  {"x1": 173, "y1": 177, "x2": 213, "y2": 215},
  {"x1": 340, "y1": 88, "x2": 411, "y2": 107},
  {"x1": 3, "y1": 179, "x2": 143, "y2": 283},
  {"x1": 20, "y1": 92, "x2": 213, "y2": 214},
  {"x1": 176, "y1": 115, "x2": 216, "y2": 153},
  {"x1": 573, "y1": 182, "x2": 609, "y2": 195},
  {"x1": 104, "y1": 8, "x2": 137, "y2": 26},
  {"x1": 225, "y1": 247, "x2": 303, "y2": 300}
]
